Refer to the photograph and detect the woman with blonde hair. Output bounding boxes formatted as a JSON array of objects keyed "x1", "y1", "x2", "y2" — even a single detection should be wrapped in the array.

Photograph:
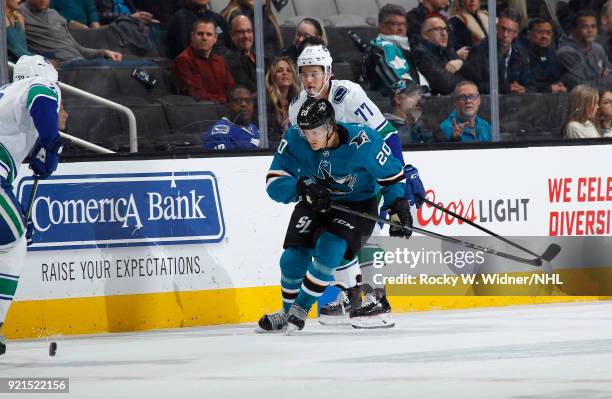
[
  {"x1": 563, "y1": 84, "x2": 601, "y2": 139},
  {"x1": 4, "y1": 0, "x2": 33, "y2": 62},
  {"x1": 265, "y1": 56, "x2": 299, "y2": 146},
  {"x1": 448, "y1": 0, "x2": 489, "y2": 49},
  {"x1": 221, "y1": 0, "x2": 283, "y2": 57}
]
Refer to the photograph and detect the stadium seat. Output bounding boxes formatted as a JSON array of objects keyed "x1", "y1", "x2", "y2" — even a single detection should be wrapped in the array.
[
  {"x1": 159, "y1": 98, "x2": 223, "y2": 135},
  {"x1": 334, "y1": 0, "x2": 379, "y2": 25},
  {"x1": 59, "y1": 67, "x2": 120, "y2": 98},
  {"x1": 332, "y1": 62, "x2": 355, "y2": 81},
  {"x1": 376, "y1": 0, "x2": 420, "y2": 12},
  {"x1": 325, "y1": 15, "x2": 371, "y2": 28},
  {"x1": 69, "y1": 27, "x2": 112, "y2": 51},
  {"x1": 209, "y1": 0, "x2": 225, "y2": 14},
  {"x1": 293, "y1": 0, "x2": 338, "y2": 20},
  {"x1": 273, "y1": 0, "x2": 297, "y2": 26},
  {"x1": 113, "y1": 66, "x2": 172, "y2": 100}
]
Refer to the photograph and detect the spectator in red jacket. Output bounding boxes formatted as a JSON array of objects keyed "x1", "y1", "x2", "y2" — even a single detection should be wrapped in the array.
[{"x1": 172, "y1": 17, "x2": 236, "y2": 103}]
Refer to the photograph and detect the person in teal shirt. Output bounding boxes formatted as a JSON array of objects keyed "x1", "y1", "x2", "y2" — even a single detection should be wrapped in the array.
[
  {"x1": 50, "y1": 0, "x2": 100, "y2": 29},
  {"x1": 4, "y1": 0, "x2": 33, "y2": 62},
  {"x1": 439, "y1": 81, "x2": 492, "y2": 142}
]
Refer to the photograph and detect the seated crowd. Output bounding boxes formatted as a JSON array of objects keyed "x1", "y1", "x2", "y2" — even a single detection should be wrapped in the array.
[{"x1": 4, "y1": 0, "x2": 612, "y2": 152}]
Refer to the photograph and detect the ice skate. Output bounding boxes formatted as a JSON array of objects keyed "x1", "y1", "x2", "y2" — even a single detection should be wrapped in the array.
[
  {"x1": 285, "y1": 304, "x2": 308, "y2": 335},
  {"x1": 350, "y1": 292, "x2": 395, "y2": 329},
  {"x1": 319, "y1": 286, "x2": 362, "y2": 326},
  {"x1": 256, "y1": 310, "x2": 287, "y2": 333}
]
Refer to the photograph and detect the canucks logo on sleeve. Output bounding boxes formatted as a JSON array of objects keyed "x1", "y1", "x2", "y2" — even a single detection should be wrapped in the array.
[{"x1": 202, "y1": 117, "x2": 260, "y2": 151}]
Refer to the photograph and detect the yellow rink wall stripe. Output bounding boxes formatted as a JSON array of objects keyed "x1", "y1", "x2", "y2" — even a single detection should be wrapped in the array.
[{"x1": 3, "y1": 286, "x2": 607, "y2": 339}]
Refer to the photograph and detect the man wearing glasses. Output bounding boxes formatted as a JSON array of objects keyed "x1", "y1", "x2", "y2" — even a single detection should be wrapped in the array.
[
  {"x1": 366, "y1": 3, "x2": 430, "y2": 96},
  {"x1": 226, "y1": 14, "x2": 259, "y2": 93},
  {"x1": 465, "y1": 8, "x2": 534, "y2": 94},
  {"x1": 414, "y1": 16, "x2": 476, "y2": 95},
  {"x1": 439, "y1": 81, "x2": 491, "y2": 142},
  {"x1": 202, "y1": 86, "x2": 260, "y2": 150}
]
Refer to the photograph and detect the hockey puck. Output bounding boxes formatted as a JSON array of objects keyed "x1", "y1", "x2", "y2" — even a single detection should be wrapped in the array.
[{"x1": 49, "y1": 341, "x2": 57, "y2": 356}]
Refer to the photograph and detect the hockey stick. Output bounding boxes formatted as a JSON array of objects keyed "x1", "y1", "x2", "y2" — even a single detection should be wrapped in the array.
[
  {"x1": 329, "y1": 203, "x2": 561, "y2": 267},
  {"x1": 24, "y1": 178, "x2": 39, "y2": 221},
  {"x1": 421, "y1": 197, "x2": 543, "y2": 259}
]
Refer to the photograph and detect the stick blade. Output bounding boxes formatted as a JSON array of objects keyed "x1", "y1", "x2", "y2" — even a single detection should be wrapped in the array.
[{"x1": 541, "y1": 244, "x2": 561, "y2": 263}]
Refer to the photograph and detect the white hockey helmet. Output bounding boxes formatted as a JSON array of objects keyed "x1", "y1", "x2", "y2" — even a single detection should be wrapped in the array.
[
  {"x1": 297, "y1": 45, "x2": 333, "y2": 75},
  {"x1": 13, "y1": 55, "x2": 59, "y2": 84}
]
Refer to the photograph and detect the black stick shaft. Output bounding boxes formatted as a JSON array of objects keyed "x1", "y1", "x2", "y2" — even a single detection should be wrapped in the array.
[
  {"x1": 329, "y1": 204, "x2": 542, "y2": 267},
  {"x1": 24, "y1": 179, "x2": 39, "y2": 221},
  {"x1": 421, "y1": 197, "x2": 542, "y2": 259}
]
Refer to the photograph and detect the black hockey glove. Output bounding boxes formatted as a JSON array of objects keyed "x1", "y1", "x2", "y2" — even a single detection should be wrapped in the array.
[
  {"x1": 297, "y1": 176, "x2": 331, "y2": 213},
  {"x1": 388, "y1": 198, "x2": 413, "y2": 238}
]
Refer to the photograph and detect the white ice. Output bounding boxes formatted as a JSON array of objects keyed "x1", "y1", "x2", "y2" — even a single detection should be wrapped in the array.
[{"x1": 2, "y1": 301, "x2": 612, "y2": 399}]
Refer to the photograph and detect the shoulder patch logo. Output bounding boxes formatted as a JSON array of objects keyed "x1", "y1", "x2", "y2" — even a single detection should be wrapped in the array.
[
  {"x1": 332, "y1": 86, "x2": 349, "y2": 104},
  {"x1": 211, "y1": 124, "x2": 230, "y2": 136},
  {"x1": 350, "y1": 130, "x2": 370, "y2": 148}
]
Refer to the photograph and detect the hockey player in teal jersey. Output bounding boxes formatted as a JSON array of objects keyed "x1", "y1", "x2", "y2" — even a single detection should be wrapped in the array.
[{"x1": 259, "y1": 98, "x2": 413, "y2": 334}]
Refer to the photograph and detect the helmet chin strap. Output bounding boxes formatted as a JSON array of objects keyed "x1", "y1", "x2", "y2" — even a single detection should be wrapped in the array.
[{"x1": 304, "y1": 70, "x2": 332, "y2": 99}]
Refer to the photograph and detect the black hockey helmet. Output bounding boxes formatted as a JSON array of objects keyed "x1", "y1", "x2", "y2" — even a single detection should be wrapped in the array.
[{"x1": 297, "y1": 98, "x2": 335, "y2": 131}]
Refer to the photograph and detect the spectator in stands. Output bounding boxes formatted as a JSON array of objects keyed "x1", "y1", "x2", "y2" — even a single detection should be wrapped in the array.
[
  {"x1": 5, "y1": 0, "x2": 34, "y2": 62},
  {"x1": 526, "y1": 18, "x2": 567, "y2": 93},
  {"x1": 465, "y1": 8, "x2": 534, "y2": 94},
  {"x1": 265, "y1": 56, "x2": 299, "y2": 146},
  {"x1": 596, "y1": 86, "x2": 612, "y2": 136},
  {"x1": 406, "y1": 0, "x2": 450, "y2": 49},
  {"x1": 563, "y1": 84, "x2": 601, "y2": 138},
  {"x1": 203, "y1": 86, "x2": 260, "y2": 150},
  {"x1": 220, "y1": 0, "x2": 283, "y2": 57},
  {"x1": 226, "y1": 14, "x2": 261, "y2": 93},
  {"x1": 599, "y1": 1, "x2": 612, "y2": 62},
  {"x1": 384, "y1": 80, "x2": 434, "y2": 144},
  {"x1": 167, "y1": 0, "x2": 228, "y2": 60},
  {"x1": 21, "y1": 0, "x2": 124, "y2": 66},
  {"x1": 51, "y1": 0, "x2": 100, "y2": 29},
  {"x1": 94, "y1": 0, "x2": 158, "y2": 25},
  {"x1": 413, "y1": 16, "x2": 476, "y2": 95},
  {"x1": 131, "y1": 0, "x2": 179, "y2": 24},
  {"x1": 172, "y1": 18, "x2": 235, "y2": 103},
  {"x1": 558, "y1": 10, "x2": 612, "y2": 90},
  {"x1": 365, "y1": 3, "x2": 430, "y2": 97},
  {"x1": 448, "y1": 0, "x2": 488, "y2": 49},
  {"x1": 439, "y1": 81, "x2": 491, "y2": 142},
  {"x1": 282, "y1": 18, "x2": 327, "y2": 63},
  {"x1": 557, "y1": 0, "x2": 607, "y2": 35}
]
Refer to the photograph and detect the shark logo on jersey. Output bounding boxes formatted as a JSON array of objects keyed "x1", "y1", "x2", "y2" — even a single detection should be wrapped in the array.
[
  {"x1": 350, "y1": 131, "x2": 370, "y2": 149},
  {"x1": 314, "y1": 160, "x2": 357, "y2": 194}
]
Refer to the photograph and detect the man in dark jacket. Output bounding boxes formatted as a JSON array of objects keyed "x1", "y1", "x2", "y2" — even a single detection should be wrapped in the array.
[
  {"x1": 413, "y1": 16, "x2": 475, "y2": 95},
  {"x1": 465, "y1": 8, "x2": 535, "y2": 94},
  {"x1": 558, "y1": 9, "x2": 612, "y2": 89},
  {"x1": 167, "y1": 0, "x2": 228, "y2": 59},
  {"x1": 525, "y1": 18, "x2": 567, "y2": 93},
  {"x1": 406, "y1": 0, "x2": 450, "y2": 49},
  {"x1": 225, "y1": 14, "x2": 262, "y2": 93}
]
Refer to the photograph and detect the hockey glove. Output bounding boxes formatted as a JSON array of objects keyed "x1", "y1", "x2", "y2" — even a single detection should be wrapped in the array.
[
  {"x1": 29, "y1": 137, "x2": 63, "y2": 179},
  {"x1": 25, "y1": 219, "x2": 34, "y2": 246},
  {"x1": 297, "y1": 176, "x2": 331, "y2": 213},
  {"x1": 403, "y1": 164, "x2": 425, "y2": 209},
  {"x1": 388, "y1": 198, "x2": 413, "y2": 238}
]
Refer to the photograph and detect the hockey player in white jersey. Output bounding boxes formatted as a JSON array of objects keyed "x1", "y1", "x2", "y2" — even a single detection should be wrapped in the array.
[
  {"x1": 0, "y1": 55, "x2": 63, "y2": 355},
  {"x1": 288, "y1": 45, "x2": 426, "y2": 328}
]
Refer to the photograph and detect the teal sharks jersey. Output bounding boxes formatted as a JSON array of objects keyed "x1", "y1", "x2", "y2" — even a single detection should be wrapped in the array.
[{"x1": 266, "y1": 122, "x2": 405, "y2": 210}]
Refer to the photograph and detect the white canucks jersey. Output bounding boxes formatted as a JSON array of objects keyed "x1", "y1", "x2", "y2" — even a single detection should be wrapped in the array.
[
  {"x1": 289, "y1": 80, "x2": 395, "y2": 140},
  {"x1": 0, "y1": 77, "x2": 60, "y2": 184}
]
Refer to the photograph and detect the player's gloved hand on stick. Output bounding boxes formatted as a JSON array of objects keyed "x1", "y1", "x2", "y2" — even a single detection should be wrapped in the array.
[
  {"x1": 388, "y1": 198, "x2": 413, "y2": 238},
  {"x1": 29, "y1": 137, "x2": 63, "y2": 179},
  {"x1": 403, "y1": 164, "x2": 425, "y2": 208},
  {"x1": 297, "y1": 176, "x2": 331, "y2": 212}
]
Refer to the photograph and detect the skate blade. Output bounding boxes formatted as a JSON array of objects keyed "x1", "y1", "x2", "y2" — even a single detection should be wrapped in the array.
[
  {"x1": 285, "y1": 323, "x2": 301, "y2": 336},
  {"x1": 318, "y1": 314, "x2": 351, "y2": 326},
  {"x1": 350, "y1": 313, "x2": 395, "y2": 329},
  {"x1": 255, "y1": 326, "x2": 286, "y2": 334}
]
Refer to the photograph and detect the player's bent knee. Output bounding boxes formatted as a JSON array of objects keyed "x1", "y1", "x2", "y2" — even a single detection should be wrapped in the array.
[{"x1": 280, "y1": 246, "x2": 312, "y2": 277}]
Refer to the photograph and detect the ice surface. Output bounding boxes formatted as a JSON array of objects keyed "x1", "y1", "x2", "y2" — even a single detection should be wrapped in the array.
[{"x1": 2, "y1": 301, "x2": 612, "y2": 399}]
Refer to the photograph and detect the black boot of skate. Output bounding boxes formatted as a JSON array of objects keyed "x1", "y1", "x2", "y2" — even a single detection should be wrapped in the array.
[
  {"x1": 256, "y1": 310, "x2": 287, "y2": 333},
  {"x1": 319, "y1": 285, "x2": 362, "y2": 326},
  {"x1": 0, "y1": 323, "x2": 6, "y2": 355},
  {"x1": 349, "y1": 292, "x2": 395, "y2": 329},
  {"x1": 286, "y1": 304, "x2": 308, "y2": 335}
]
